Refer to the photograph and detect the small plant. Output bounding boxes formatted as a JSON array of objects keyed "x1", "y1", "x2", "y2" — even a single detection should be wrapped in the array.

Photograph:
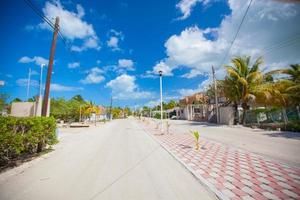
[{"x1": 190, "y1": 130, "x2": 200, "y2": 150}]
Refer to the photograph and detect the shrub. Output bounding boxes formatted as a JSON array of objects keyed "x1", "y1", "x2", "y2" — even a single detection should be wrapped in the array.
[
  {"x1": 284, "y1": 121, "x2": 300, "y2": 132},
  {"x1": 0, "y1": 116, "x2": 57, "y2": 166}
]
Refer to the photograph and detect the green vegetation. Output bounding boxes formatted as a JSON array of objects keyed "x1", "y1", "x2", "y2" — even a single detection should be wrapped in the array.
[
  {"x1": 0, "y1": 93, "x2": 9, "y2": 112},
  {"x1": 50, "y1": 95, "x2": 103, "y2": 122},
  {"x1": 213, "y1": 56, "x2": 300, "y2": 127},
  {"x1": 0, "y1": 116, "x2": 57, "y2": 167},
  {"x1": 223, "y1": 56, "x2": 264, "y2": 124},
  {"x1": 190, "y1": 130, "x2": 200, "y2": 150}
]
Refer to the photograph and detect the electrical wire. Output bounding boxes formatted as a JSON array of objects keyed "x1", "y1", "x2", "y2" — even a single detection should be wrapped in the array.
[
  {"x1": 218, "y1": 0, "x2": 253, "y2": 68},
  {"x1": 23, "y1": 0, "x2": 79, "y2": 62}
]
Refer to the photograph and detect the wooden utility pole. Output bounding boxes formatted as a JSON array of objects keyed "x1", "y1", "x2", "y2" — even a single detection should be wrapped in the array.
[
  {"x1": 212, "y1": 66, "x2": 219, "y2": 123},
  {"x1": 42, "y1": 17, "x2": 59, "y2": 116}
]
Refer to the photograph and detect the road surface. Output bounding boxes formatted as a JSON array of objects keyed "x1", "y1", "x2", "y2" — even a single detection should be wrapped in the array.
[
  {"x1": 0, "y1": 118, "x2": 215, "y2": 200},
  {"x1": 163, "y1": 119, "x2": 300, "y2": 167}
]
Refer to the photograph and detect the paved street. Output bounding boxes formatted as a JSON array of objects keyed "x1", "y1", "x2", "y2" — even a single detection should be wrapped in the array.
[
  {"x1": 0, "y1": 118, "x2": 215, "y2": 200},
  {"x1": 161, "y1": 119, "x2": 300, "y2": 167},
  {"x1": 141, "y1": 118, "x2": 300, "y2": 200}
]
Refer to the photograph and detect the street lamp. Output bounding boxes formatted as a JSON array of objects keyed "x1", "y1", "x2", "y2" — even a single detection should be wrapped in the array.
[
  {"x1": 159, "y1": 70, "x2": 163, "y2": 133},
  {"x1": 39, "y1": 64, "x2": 45, "y2": 97}
]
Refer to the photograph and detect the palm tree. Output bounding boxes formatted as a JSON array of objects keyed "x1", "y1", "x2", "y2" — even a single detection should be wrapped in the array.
[
  {"x1": 224, "y1": 56, "x2": 264, "y2": 124},
  {"x1": 82, "y1": 101, "x2": 101, "y2": 121},
  {"x1": 266, "y1": 64, "x2": 300, "y2": 105},
  {"x1": 262, "y1": 64, "x2": 300, "y2": 124}
]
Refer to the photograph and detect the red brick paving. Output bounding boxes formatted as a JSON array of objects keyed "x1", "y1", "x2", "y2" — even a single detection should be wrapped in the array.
[{"x1": 139, "y1": 119, "x2": 300, "y2": 200}]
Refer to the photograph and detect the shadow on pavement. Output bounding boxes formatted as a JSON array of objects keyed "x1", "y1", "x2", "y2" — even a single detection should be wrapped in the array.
[{"x1": 263, "y1": 132, "x2": 300, "y2": 140}]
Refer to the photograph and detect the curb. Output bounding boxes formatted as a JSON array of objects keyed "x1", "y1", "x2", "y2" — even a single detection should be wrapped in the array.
[{"x1": 138, "y1": 121, "x2": 224, "y2": 200}]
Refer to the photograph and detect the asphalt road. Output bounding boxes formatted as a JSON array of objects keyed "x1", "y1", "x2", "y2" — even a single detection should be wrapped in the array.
[
  {"x1": 163, "y1": 119, "x2": 300, "y2": 167},
  {"x1": 0, "y1": 118, "x2": 215, "y2": 200}
]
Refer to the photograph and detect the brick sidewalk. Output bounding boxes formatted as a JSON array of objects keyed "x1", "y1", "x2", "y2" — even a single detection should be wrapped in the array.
[{"x1": 139, "y1": 120, "x2": 300, "y2": 200}]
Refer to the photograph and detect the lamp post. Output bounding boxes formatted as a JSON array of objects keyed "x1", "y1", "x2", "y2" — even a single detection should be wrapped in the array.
[
  {"x1": 159, "y1": 70, "x2": 163, "y2": 133},
  {"x1": 39, "y1": 64, "x2": 45, "y2": 97},
  {"x1": 26, "y1": 68, "x2": 31, "y2": 100}
]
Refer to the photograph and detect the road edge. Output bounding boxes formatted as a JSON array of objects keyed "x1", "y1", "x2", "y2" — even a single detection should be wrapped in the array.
[{"x1": 137, "y1": 120, "x2": 224, "y2": 200}]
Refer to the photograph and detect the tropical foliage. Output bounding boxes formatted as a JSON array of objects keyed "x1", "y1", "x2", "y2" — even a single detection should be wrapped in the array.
[
  {"x1": 0, "y1": 116, "x2": 57, "y2": 167},
  {"x1": 223, "y1": 56, "x2": 264, "y2": 124},
  {"x1": 50, "y1": 95, "x2": 102, "y2": 122},
  {"x1": 219, "y1": 55, "x2": 299, "y2": 125}
]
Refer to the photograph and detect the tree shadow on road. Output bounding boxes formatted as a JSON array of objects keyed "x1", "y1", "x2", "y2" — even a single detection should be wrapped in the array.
[{"x1": 263, "y1": 132, "x2": 300, "y2": 140}]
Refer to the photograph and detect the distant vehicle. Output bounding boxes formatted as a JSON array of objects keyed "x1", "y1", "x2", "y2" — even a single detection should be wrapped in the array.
[{"x1": 171, "y1": 115, "x2": 179, "y2": 120}]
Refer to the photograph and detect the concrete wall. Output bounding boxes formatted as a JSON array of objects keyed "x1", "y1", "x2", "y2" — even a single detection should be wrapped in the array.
[
  {"x1": 11, "y1": 102, "x2": 36, "y2": 117},
  {"x1": 219, "y1": 106, "x2": 235, "y2": 125},
  {"x1": 10, "y1": 98, "x2": 50, "y2": 117}
]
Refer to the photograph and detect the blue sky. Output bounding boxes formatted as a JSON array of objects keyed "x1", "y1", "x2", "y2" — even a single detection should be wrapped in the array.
[{"x1": 0, "y1": 0, "x2": 299, "y2": 108}]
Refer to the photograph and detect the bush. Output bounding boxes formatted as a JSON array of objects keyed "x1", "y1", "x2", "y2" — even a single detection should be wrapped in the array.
[
  {"x1": 0, "y1": 116, "x2": 57, "y2": 166},
  {"x1": 284, "y1": 121, "x2": 300, "y2": 132}
]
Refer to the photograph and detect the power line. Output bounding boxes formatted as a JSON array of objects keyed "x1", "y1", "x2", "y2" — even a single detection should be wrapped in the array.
[
  {"x1": 218, "y1": 0, "x2": 253, "y2": 68},
  {"x1": 24, "y1": 0, "x2": 55, "y2": 29},
  {"x1": 23, "y1": 0, "x2": 79, "y2": 62},
  {"x1": 175, "y1": 0, "x2": 254, "y2": 92}
]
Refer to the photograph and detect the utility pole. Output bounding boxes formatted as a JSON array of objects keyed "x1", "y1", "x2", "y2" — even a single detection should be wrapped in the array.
[
  {"x1": 26, "y1": 68, "x2": 31, "y2": 100},
  {"x1": 42, "y1": 17, "x2": 59, "y2": 116},
  {"x1": 110, "y1": 96, "x2": 113, "y2": 120},
  {"x1": 212, "y1": 66, "x2": 219, "y2": 124},
  {"x1": 159, "y1": 70, "x2": 164, "y2": 133}
]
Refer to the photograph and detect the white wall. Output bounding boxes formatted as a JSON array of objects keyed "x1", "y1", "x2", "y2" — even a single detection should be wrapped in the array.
[{"x1": 11, "y1": 102, "x2": 36, "y2": 117}]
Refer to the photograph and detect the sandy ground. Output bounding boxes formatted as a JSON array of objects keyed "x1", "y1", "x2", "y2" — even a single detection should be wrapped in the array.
[
  {"x1": 155, "y1": 118, "x2": 300, "y2": 167},
  {"x1": 0, "y1": 118, "x2": 215, "y2": 200}
]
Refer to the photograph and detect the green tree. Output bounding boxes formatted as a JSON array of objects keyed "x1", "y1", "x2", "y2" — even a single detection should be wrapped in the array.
[
  {"x1": 11, "y1": 98, "x2": 22, "y2": 103},
  {"x1": 224, "y1": 56, "x2": 264, "y2": 124},
  {"x1": 165, "y1": 100, "x2": 178, "y2": 110},
  {"x1": 71, "y1": 95, "x2": 85, "y2": 103},
  {"x1": 266, "y1": 64, "x2": 300, "y2": 105},
  {"x1": 206, "y1": 80, "x2": 225, "y2": 100},
  {"x1": 0, "y1": 93, "x2": 9, "y2": 112},
  {"x1": 50, "y1": 95, "x2": 92, "y2": 122},
  {"x1": 111, "y1": 107, "x2": 122, "y2": 119},
  {"x1": 123, "y1": 107, "x2": 132, "y2": 117}
]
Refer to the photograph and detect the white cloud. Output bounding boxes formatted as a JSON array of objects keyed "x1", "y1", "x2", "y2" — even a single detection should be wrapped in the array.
[
  {"x1": 80, "y1": 67, "x2": 105, "y2": 84},
  {"x1": 118, "y1": 59, "x2": 134, "y2": 71},
  {"x1": 16, "y1": 79, "x2": 39, "y2": 87},
  {"x1": 162, "y1": 0, "x2": 300, "y2": 80},
  {"x1": 144, "y1": 61, "x2": 174, "y2": 78},
  {"x1": 178, "y1": 88, "x2": 199, "y2": 96},
  {"x1": 30, "y1": 70, "x2": 39, "y2": 76},
  {"x1": 68, "y1": 62, "x2": 80, "y2": 69},
  {"x1": 106, "y1": 74, "x2": 152, "y2": 99},
  {"x1": 19, "y1": 56, "x2": 48, "y2": 66},
  {"x1": 40, "y1": 1, "x2": 100, "y2": 52},
  {"x1": 51, "y1": 83, "x2": 83, "y2": 91},
  {"x1": 107, "y1": 37, "x2": 119, "y2": 50},
  {"x1": 176, "y1": 0, "x2": 211, "y2": 20},
  {"x1": 177, "y1": 76, "x2": 211, "y2": 97},
  {"x1": 106, "y1": 29, "x2": 124, "y2": 51},
  {"x1": 105, "y1": 59, "x2": 135, "y2": 74},
  {"x1": 145, "y1": 100, "x2": 160, "y2": 107}
]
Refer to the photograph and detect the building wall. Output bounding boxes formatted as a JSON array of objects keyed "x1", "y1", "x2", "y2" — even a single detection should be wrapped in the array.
[
  {"x1": 11, "y1": 102, "x2": 36, "y2": 117},
  {"x1": 10, "y1": 99, "x2": 50, "y2": 117}
]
